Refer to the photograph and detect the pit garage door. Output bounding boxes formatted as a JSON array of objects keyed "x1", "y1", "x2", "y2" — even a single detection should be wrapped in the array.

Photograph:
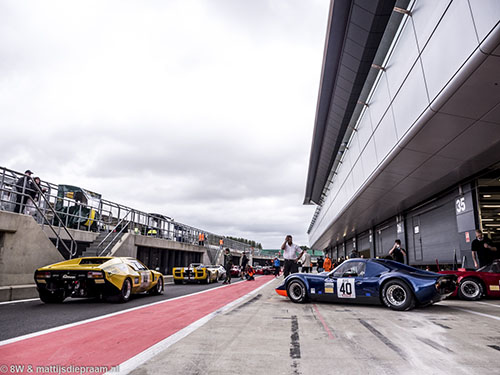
[
  {"x1": 406, "y1": 194, "x2": 459, "y2": 266},
  {"x1": 357, "y1": 231, "x2": 371, "y2": 258},
  {"x1": 375, "y1": 220, "x2": 398, "y2": 258}
]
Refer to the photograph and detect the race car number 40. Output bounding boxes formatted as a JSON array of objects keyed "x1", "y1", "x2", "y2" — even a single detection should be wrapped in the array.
[{"x1": 337, "y1": 278, "x2": 356, "y2": 298}]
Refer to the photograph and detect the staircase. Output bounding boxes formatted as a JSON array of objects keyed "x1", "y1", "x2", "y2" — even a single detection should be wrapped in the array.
[{"x1": 81, "y1": 230, "x2": 126, "y2": 257}]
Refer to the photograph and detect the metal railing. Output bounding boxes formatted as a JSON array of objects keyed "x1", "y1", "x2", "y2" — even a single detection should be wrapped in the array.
[
  {"x1": 0, "y1": 166, "x2": 253, "y2": 255},
  {"x1": 0, "y1": 167, "x2": 78, "y2": 258}
]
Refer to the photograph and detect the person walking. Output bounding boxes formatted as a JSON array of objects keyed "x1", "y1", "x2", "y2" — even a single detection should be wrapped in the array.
[
  {"x1": 223, "y1": 248, "x2": 233, "y2": 284},
  {"x1": 472, "y1": 229, "x2": 497, "y2": 268},
  {"x1": 389, "y1": 239, "x2": 407, "y2": 264},
  {"x1": 281, "y1": 235, "x2": 305, "y2": 277},
  {"x1": 273, "y1": 257, "x2": 281, "y2": 278}
]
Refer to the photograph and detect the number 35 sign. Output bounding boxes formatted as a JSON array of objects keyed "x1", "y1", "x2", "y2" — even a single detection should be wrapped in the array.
[
  {"x1": 337, "y1": 278, "x2": 356, "y2": 298},
  {"x1": 455, "y1": 197, "x2": 466, "y2": 214}
]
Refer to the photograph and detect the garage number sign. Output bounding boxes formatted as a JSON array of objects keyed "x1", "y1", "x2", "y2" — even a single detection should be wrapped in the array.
[
  {"x1": 337, "y1": 278, "x2": 356, "y2": 298},
  {"x1": 456, "y1": 197, "x2": 466, "y2": 214}
]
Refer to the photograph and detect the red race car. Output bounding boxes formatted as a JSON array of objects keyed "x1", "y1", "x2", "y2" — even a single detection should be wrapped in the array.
[{"x1": 439, "y1": 259, "x2": 500, "y2": 301}]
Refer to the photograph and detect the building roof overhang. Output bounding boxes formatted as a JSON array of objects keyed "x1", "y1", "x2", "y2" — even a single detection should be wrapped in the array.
[{"x1": 304, "y1": 0, "x2": 397, "y2": 205}]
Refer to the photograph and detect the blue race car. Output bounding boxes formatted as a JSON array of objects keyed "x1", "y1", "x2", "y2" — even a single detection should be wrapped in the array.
[{"x1": 275, "y1": 258, "x2": 457, "y2": 311}]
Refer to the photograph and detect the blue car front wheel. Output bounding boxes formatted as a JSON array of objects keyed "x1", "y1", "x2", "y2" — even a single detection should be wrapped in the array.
[{"x1": 287, "y1": 280, "x2": 307, "y2": 303}]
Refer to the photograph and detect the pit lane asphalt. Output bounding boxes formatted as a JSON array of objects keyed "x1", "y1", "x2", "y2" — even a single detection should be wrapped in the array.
[
  {"x1": 131, "y1": 278, "x2": 500, "y2": 375},
  {"x1": 0, "y1": 278, "x2": 248, "y2": 341}
]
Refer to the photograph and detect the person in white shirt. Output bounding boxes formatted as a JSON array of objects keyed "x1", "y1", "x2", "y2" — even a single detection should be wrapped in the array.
[{"x1": 281, "y1": 235, "x2": 305, "y2": 277}]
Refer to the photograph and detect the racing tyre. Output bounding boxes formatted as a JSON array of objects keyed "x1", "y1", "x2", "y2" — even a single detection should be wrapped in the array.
[
  {"x1": 149, "y1": 277, "x2": 164, "y2": 295},
  {"x1": 458, "y1": 278, "x2": 483, "y2": 301},
  {"x1": 116, "y1": 278, "x2": 132, "y2": 303},
  {"x1": 39, "y1": 290, "x2": 65, "y2": 304},
  {"x1": 205, "y1": 273, "x2": 211, "y2": 284},
  {"x1": 287, "y1": 280, "x2": 307, "y2": 303},
  {"x1": 381, "y1": 280, "x2": 415, "y2": 311}
]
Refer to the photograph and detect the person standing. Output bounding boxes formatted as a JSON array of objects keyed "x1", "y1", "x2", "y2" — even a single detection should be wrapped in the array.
[
  {"x1": 240, "y1": 252, "x2": 249, "y2": 279},
  {"x1": 323, "y1": 254, "x2": 332, "y2": 272},
  {"x1": 300, "y1": 251, "x2": 312, "y2": 273},
  {"x1": 389, "y1": 239, "x2": 407, "y2": 264},
  {"x1": 198, "y1": 233, "x2": 205, "y2": 246},
  {"x1": 317, "y1": 256, "x2": 324, "y2": 272},
  {"x1": 223, "y1": 248, "x2": 233, "y2": 284},
  {"x1": 14, "y1": 170, "x2": 34, "y2": 213},
  {"x1": 281, "y1": 235, "x2": 305, "y2": 277},
  {"x1": 472, "y1": 230, "x2": 497, "y2": 268},
  {"x1": 273, "y1": 257, "x2": 281, "y2": 278}
]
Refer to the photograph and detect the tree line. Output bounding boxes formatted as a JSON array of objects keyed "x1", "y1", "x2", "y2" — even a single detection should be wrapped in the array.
[{"x1": 226, "y1": 236, "x2": 263, "y2": 249}]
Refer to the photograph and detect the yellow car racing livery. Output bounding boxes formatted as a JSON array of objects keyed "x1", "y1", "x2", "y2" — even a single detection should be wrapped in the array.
[
  {"x1": 34, "y1": 257, "x2": 164, "y2": 303},
  {"x1": 172, "y1": 263, "x2": 219, "y2": 284}
]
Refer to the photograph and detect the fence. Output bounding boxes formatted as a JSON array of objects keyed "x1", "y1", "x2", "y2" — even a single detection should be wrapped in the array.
[{"x1": 0, "y1": 166, "x2": 253, "y2": 256}]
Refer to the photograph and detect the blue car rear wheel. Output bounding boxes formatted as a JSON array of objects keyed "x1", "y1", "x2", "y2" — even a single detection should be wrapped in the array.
[{"x1": 381, "y1": 280, "x2": 415, "y2": 311}]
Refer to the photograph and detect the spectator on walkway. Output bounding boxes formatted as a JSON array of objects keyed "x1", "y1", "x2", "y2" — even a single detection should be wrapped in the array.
[
  {"x1": 472, "y1": 230, "x2": 497, "y2": 268},
  {"x1": 14, "y1": 170, "x2": 34, "y2": 213},
  {"x1": 323, "y1": 254, "x2": 333, "y2": 272},
  {"x1": 25, "y1": 177, "x2": 47, "y2": 218},
  {"x1": 281, "y1": 235, "x2": 305, "y2": 277},
  {"x1": 273, "y1": 257, "x2": 281, "y2": 278},
  {"x1": 223, "y1": 248, "x2": 233, "y2": 284},
  {"x1": 198, "y1": 233, "x2": 205, "y2": 246},
  {"x1": 389, "y1": 239, "x2": 407, "y2": 264}
]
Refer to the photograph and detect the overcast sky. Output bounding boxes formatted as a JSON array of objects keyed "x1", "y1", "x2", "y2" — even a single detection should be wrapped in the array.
[{"x1": 1, "y1": 0, "x2": 330, "y2": 248}]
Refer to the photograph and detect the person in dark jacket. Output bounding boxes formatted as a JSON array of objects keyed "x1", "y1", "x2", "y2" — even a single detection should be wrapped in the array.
[
  {"x1": 240, "y1": 253, "x2": 249, "y2": 279},
  {"x1": 317, "y1": 256, "x2": 324, "y2": 272},
  {"x1": 14, "y1": 170, "x2": 34, "y2": 213},
  {"x1": 472, "y1": 230, "x2": 497, "y2": 268},
  {"x1": 223, "y1": 248, "x2": 233, "y2": 284}
]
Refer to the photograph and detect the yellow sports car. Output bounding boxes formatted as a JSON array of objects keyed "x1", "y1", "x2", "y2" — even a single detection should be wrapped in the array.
[
  {"x1": 34, "y1": 257, "x2": 164, "y2": 303},
  {"x1": 172, "y1": 263, "x2": 219, "y2": 284}
]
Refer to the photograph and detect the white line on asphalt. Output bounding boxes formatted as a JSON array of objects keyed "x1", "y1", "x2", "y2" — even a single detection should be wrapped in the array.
[
  {"x1": 106, "y1": 278, "x2": 276, "y2": 375},
  {"x1": 451, "y1": 307, "x2": 500, "y2": 321},
  {"x1": 476, "y1": 301, "x2": 500, "y2": 308},
  {"x1": 0, "y1": 298, "x2": 39, "y2": 306},
  {"x1": 0, "y1": 281, "x2": 244, "y2": 347}
]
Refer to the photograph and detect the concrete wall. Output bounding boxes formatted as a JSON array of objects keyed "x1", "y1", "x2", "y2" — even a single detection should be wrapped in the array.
[
  {"x1": 0, "y1": 211, "x2": 64, "y2": 286},
  {"x1": 43, "y1": 227, "x2": 98, "y2": 243}
]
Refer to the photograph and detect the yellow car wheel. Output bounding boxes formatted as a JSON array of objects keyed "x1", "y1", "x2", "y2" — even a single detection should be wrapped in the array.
[
  {"x1": 149, "y1": 277, "x2": 164, "y2": 295},
  {"x1": 116, "y1": 278, "x2": 132, "y2": 303}
]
